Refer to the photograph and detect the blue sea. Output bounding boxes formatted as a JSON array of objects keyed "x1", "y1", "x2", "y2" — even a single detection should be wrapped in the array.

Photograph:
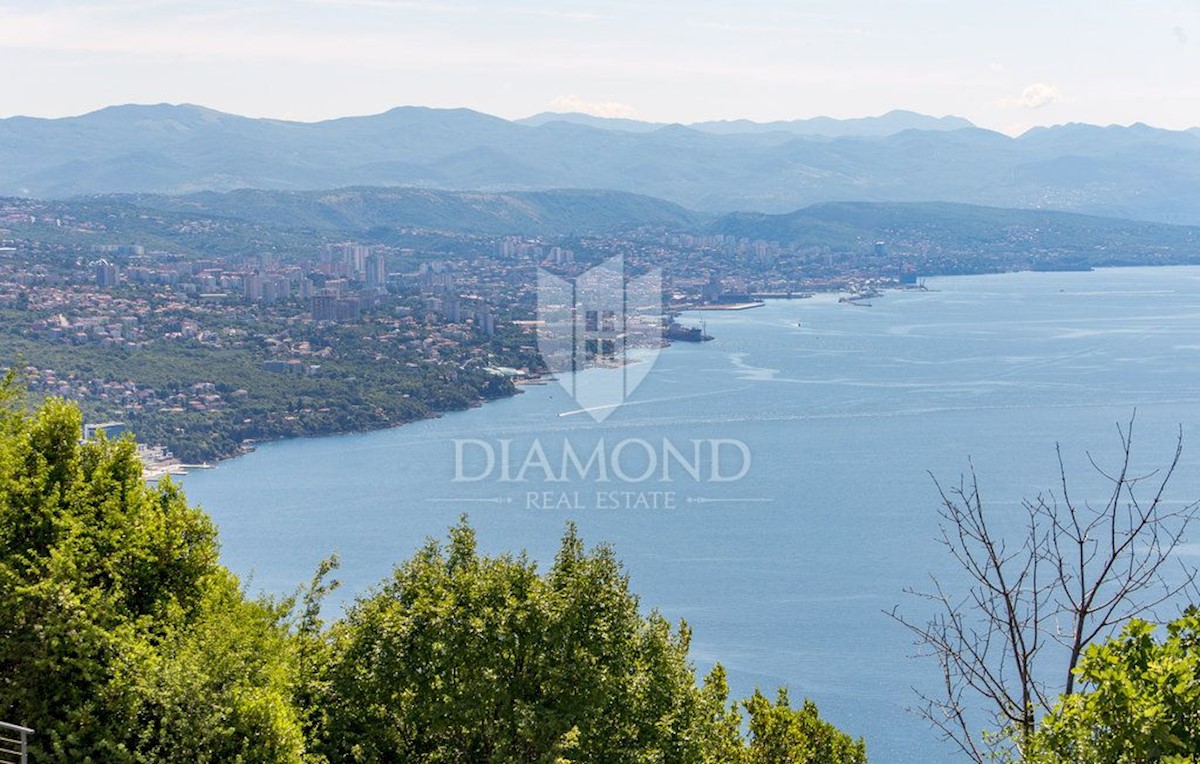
[{"x1": 182, "y1": 266, "x2": 1200, "y2": 763}]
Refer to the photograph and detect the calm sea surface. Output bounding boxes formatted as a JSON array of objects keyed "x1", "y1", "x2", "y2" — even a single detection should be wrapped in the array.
[{"x1": 182, "y1": 266, "x2": 1200, "y2": 763}]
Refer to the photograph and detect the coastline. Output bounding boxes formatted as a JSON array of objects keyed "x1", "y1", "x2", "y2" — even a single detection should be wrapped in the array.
[
  {"x1": 147, "y1": 384, "x2": 536, "y2": 479},
  {"x1": 158, "y1": 264, "x2": 1189, "y2": 478},
  {"x1": 158, "y1": 335, "x2": 673, "y2": 477},
  {"x1": 152, "y1": 286, "x2": 900, "y2": 477}
]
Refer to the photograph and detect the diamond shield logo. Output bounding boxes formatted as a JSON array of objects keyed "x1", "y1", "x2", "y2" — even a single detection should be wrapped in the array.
[{"x1": 537, "y1": 256, "x2": 663, "y2": 421}]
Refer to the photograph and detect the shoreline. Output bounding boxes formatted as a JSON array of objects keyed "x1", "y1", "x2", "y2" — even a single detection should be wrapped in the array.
[
  {"x1": 165, "y1": 264, "x2": 1198, "y2": 477},
  {"x1": 164, "y1": 341, "x2": 670, "y2": 477},
  {"x1": 158, "y1": 375, "x2": 549, "y2": 478},
  {"x1": 162, "y1": 300, "x2": 808, "y2": 477}
]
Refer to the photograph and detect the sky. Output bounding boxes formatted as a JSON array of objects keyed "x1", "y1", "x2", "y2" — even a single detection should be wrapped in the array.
[{"x1": 1, "y1": 0, "x2": 1198, "y2": 134}]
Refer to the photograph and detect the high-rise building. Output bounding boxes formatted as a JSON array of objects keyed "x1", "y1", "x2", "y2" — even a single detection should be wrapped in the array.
[
  {"x1": 365, "y1": 253, "x2": 387, "y2": 289},
  {"x1": 311, "y1": 293, "x2": 338, "y2": 322},
  {"x1": 243, "y1": 274, "x2": 264, "y2": 302},
  {"x1": 479, "y1": 307, "x2": 496, "y2": 336},
  {"x1": 335, "y1": 296, "x2": 362, "y2": 321},
  {"x1": 418, "y1": 261, "x2": 454, "y2": 294},
  {"x1": 94, "y1": 259, "x2": 119, "y2": 287},
  {"x1": 338, "y1": 244, "x2": 369, "y2": 278},
  {"x1": 311, "y1": 291, "x2": 363, "y2": 322}
]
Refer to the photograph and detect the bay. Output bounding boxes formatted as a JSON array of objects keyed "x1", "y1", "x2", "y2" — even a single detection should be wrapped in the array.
[{"x1": 182, "y1": 266, "x2": 1200, "y2": 763}]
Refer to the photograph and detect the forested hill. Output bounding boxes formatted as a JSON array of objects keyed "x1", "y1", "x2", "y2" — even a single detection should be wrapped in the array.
[
  {"x1": 6, "y1": 190, "x2": 1200, "y2": 267},
  {"x1": 126, "y1": 186, "x2": 704, "y2": 236},
  {"x1": 711, "y1": 201, "x2": 1200, "y2": 265}
]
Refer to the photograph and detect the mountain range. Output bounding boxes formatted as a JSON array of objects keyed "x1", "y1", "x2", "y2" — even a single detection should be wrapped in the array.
[
  {"x1": 4, "y1": 104, "x2": 1200, "y2": 224},
  {"x1": 514, "y1": 108, "x2": 974, "y2": 136}
]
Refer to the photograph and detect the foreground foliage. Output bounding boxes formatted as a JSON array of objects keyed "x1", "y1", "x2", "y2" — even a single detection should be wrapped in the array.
[
  {"x1": 1026, "y1": 609, "x2": 1200, "y2": 764},
  {"x1": 316, "y1": 519, "x2": 864, "y2": 764},
  {"x1": 0, "y1": 391, "x2": 864, "y2": 763},
  {"x1": 0, "y1": 388, "x2": 305, "y2": 761}
]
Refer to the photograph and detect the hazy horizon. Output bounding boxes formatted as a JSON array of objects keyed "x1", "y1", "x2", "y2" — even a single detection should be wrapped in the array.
[
  {"x1": 1, "y1": 1, "x2": 1197, "y2": 136},
  {"x1": 3, "y1": 100, "x2": 1197, "y2": 138}
]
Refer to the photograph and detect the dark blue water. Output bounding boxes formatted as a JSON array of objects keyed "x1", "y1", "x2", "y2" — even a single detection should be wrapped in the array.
[{"x1": 182, "y1": 267, "x2": 1200, "y2": 763}]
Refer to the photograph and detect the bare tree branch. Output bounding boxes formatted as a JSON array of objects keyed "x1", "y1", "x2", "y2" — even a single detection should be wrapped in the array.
[{"x1": 887, "y1": 415, "x2": 1199, "y2": 762}]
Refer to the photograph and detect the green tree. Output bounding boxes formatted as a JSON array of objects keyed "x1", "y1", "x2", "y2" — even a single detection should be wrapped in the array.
[
  {"x1": 319, "y1": 519, "x2": 865, "y2": 763},
  {"x1": 105, "y1": 575, "x2": 306, "y2": 763},
  {"x1": 320, "y1": 520, "x2": 705, "y2": 762},
  {"x1": 0, "y1": 392, "x2": 306, "y2": 762},
  {"x1": 743, "y1": 688, "x2": 867, "y2": 764},
  {"x1": 1026, "y1": 608, "x2": 1200, "y2": 764},
  {"x1": 696, "y1": 664, "x2": 748, "y2": 764}
]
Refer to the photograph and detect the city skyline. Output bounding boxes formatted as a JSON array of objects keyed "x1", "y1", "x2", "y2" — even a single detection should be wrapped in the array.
[{"x1": 1, "y1": 1, "x2": 1198, "y2": 135}]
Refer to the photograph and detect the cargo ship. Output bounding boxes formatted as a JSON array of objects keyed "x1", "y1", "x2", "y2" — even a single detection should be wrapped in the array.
[{"x1": 666, "y1": 320, "x2": 713, "y2": 342}]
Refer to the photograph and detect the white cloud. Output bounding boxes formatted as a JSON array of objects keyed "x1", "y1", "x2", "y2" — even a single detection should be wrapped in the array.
[
  {"x1": 547, "y1": 94, "x2": 637, "y2": 118},
  {"x1": 1174, "y1": 26, "x2": 1188, "y2": 45},
  {"x1": 1000, "y1": 82, "x2": 1062, "y2": 110}
]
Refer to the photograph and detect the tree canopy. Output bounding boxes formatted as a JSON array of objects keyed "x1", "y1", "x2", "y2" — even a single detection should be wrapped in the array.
[
  {"x1": 0, "y1": 386, "x2": 304, "y2": 761},
  {"x1": 1027, "y1": 609, "x2": 1200, "y2": 764}
]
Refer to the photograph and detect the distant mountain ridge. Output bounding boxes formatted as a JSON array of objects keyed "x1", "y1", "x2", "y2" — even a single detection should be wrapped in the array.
[
  {"x1": 4, "y1": 104, "x2": 1200, "y2": 223},
  {"x1": 514, "y1": 108, "x2": 976, "y2": 136}
]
